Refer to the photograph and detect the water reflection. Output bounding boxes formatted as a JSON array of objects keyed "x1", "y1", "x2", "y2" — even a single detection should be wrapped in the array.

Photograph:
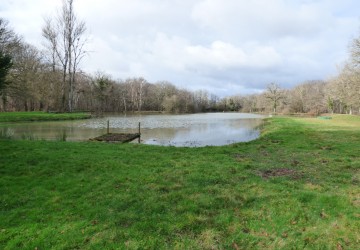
[
  {"x1": 0, "y1": 113, "x2": 264, "y2": 147},
  {"x1": 144, "y1": 119, "x2": 261, "y2": 147}
]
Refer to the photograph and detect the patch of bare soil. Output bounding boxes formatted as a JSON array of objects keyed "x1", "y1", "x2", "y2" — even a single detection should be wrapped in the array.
[{"x1": 259, "y1": 168, "x2": 301, "y2": 179}]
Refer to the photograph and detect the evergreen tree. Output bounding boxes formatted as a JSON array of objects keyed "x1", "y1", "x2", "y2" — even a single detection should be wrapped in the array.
[{"x1": 0, "y1": 52, "x2": 12, "y2": 95}]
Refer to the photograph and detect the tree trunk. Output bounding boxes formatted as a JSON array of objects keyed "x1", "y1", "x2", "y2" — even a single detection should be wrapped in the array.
[
  {"x1": 1, "y1": 94, "x2": 7, "y2": 111},
  {"x1": 123, "y1": 97, "x2": 127, "y2": 113}
]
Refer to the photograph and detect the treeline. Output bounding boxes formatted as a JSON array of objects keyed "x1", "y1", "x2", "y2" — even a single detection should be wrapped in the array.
[
  {"x1": 225, "y1": 80, "x2": 328, "y2": 115},
  {"x1": 57, "y1": 74, "x2": 223, "y2": 114},
  {"x1": 1, "y1": 0, "x2": 360, "y2": 115}
]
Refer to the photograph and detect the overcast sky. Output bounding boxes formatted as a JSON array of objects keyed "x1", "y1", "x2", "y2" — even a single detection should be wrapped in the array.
[{"x1": 1, "y1": 0, "x2": 359, "y2": 96}]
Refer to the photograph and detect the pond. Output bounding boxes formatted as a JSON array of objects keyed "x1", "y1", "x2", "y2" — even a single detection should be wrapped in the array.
[{"x1": 0, "y1": 113, "x2": 264, "y2": 147}]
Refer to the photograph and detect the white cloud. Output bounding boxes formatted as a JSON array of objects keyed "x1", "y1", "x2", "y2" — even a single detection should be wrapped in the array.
[
  {"x1": 186, "y1": 41, "x2": 248, "y2": 69},
  {"x1": 184, "y1": 41, "x2": 282, "y2": 70}
]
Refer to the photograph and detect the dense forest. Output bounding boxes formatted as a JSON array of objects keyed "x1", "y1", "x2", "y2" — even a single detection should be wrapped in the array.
[{"x1": 1, "y1": 0, "x2": 360, "y2": 115}]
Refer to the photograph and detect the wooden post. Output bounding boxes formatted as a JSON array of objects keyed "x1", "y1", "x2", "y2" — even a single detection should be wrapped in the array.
[
  {"x1": 107, "y1": 120, "x2": 110, "y2": 134},
  {"x1": 138, "y1": 122, "x2": 141, "y2": 143}
]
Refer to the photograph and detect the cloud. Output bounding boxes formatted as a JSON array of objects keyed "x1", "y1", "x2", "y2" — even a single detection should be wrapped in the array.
[
  {"x1": 1, "y1": 0, "x2": 360, "y2": 96},
  {"x1": 192, "y1": 0, "x2": 333, "y2": 39},
  {"x1": 138, "y1": 32, "x2": 283, "y2": 72},
  {"x1": 185, "y1": 41, "x2": 282, "y2": 70}
]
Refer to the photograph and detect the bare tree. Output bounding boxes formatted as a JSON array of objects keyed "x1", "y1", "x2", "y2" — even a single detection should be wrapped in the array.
[
  {"x1": 350, "y1": 32, "x2": 360, "y2": 68},
  {"x1": 327, "y1": 63, "x2": 360, "y2": 114},
  {"x1": 240, "y1": 95, "x2": 257, "y2": 113},
  {"x1": 304, "y1": 81, "x2": 327, "y2": 114},
  {"x1": 42, "y1": 0, "x2": 88, "y2": 112},
  {"x1": 265, "y1": 82, "x2": 284, "y2": 113},
  {"x1": 0, "y1": 18, "x2": 21, "y2": 54},
  {"x1": 6, "y1": 43, "x2": 44, "y2": 111},
  {"x1": 289, "y1": 84, "x2": 307, "y2": 113},
  {"x1": 193, "y1": 90, "x2": 210, "y2": 112},
  {"x1": 289, "y1": 80, "x2": 326, "y2": 114},
  {"x1": 136, "y1": 77, "x2": 146, "y2": 112}
]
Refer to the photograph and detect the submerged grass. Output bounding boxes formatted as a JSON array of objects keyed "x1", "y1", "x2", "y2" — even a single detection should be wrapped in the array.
[
  {"x1": 0, "y1": 111, "x2": 91, "y2": 122},
  {"x1": 0, "y1": 115, "x2": 359, "y2": 249}
]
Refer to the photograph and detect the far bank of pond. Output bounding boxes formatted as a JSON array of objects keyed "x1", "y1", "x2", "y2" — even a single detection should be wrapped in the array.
[
  {"x1": 0, "y1": 111, "x2": 91, "y2": 122},
  {"x1": 0, "y1": 113, "x2": 264, "y2": 147}
]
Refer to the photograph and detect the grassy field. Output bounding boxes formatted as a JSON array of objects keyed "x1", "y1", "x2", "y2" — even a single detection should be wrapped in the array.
[
  {"x1": 0, "y1": 111, "x2": 91, "y2": 122},
  {"x1": 0, "y1": 115, "x2": 359, "y2": 249}
]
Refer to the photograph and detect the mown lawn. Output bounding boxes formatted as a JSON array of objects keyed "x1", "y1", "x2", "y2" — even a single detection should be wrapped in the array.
[
  {"x1": 0, "y1": 115, "x2": 359, "y2": 249},
  {"x1": 0, "y1": 112, "x2": 91, "y2": 122}
]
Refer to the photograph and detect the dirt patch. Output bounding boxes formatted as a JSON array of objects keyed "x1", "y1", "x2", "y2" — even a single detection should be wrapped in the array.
[
  {"x1": 319, "y1": 145, "x2": 333, "y2": 150},
  {"x1": 291, "y1": 160, "x2": 300, "y2": 166},
  {"x1": 259, "y1": 168, "x2": 301, "y2": 179}
]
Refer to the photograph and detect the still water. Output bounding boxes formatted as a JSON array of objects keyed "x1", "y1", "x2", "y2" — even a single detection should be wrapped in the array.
[{"x1": 1, "y1": 113, "x2": 264, "y2": 147}]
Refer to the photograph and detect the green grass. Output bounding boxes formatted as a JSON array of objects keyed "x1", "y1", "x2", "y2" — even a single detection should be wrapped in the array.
[
  {"x1": 0, "y1": 115, "x2": 359, "y2": 249},
  {"x1": 0, "y1": 111, "x2": 91, "y2": 122}
]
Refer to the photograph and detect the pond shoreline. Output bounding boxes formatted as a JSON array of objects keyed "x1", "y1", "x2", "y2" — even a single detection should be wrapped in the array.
[{"x1": 1, "y1": 112, "x2": 264, "y2": 147}]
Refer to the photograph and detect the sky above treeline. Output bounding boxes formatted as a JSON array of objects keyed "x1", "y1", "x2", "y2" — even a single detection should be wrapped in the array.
[{"x1": 1, "y1": 0, "x2": 360, "y2": 96}]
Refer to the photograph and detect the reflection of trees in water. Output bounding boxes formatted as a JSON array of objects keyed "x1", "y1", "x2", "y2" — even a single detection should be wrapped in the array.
[
  {"x1": 1, "y1": 122, "x2": 105, "y2": 141},
  {"x1": 0, "y1": 127, "x2": 14, "y2": 139},
  {"x1": 218, "y1": 118, "x2": 263, "y2": 129},
  {"x1": 143, "y1": 119, "x2": 262, "y2": 147},
  {"x1": 142, "y1": 127, "x2": 186, "y2": 146}
]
